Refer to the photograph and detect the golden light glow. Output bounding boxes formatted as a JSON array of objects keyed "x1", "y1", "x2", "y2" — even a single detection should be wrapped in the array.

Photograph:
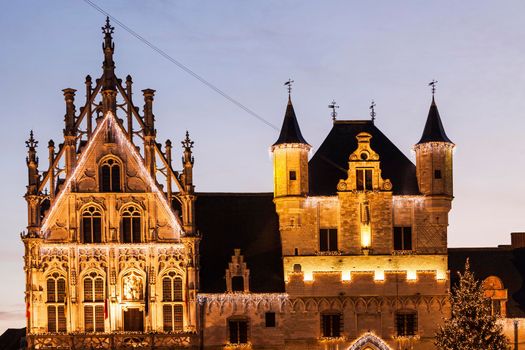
[
  {"x1": 374, "y1": 270, "x2": 385, "y2": 281},
  {"x1": 303, "y1": 271, "x2": 314, "y2": 281},
  {"x1": 361, "y1": 224, "x2": 371, "y2": 248},
  {"x1": 342, "y1": 271, "x2": 351, "y2": 281},
  {"x1": 407, "y1": 270, "x2": 417, "y2": 281}
]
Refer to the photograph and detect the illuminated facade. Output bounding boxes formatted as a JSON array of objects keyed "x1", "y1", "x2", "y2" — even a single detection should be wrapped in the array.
[
  {"x1": 22, "y1": 18, "x2": 525, "y2": 350},
  {"x1": 22, "y1": 20, "x2": 199, "y2": 349}
]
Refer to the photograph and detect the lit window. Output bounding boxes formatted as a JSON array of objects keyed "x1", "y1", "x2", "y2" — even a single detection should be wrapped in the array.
[
  {"x1": 83, "y1": 272, "x2": 105, "y2": 332},
  {"x1": 82, "y1": 206, "x2": 102, "y2": 243},
  {"x1": 319, "y1": 228, "x2": 338, "y2": 252},
  {"x1": 321, "y1": 313, "x2": 342, "y2": 337},
  {"x1": 395, "y1": 311, "x2": 417, "y2": 336},
  {"x1": 100, "y1": 158, "x2": 121, "y2": 192},
  {"x1": 162, "y1": 272, "x2": 184, "y2": 332},
  {"x1": 121, "y1": 206, "x2": 142, "y2": 243},
  {"x1": 229, "y1": 319, "x2": 248, "y2": 344},
  {"x1": 46, "y1": 273, "x2": 67, "y2": 333},
  {"x1": 356, "y1": 168, "x2": 373, "y2": 190},
  {"x1": 393, "y1": 227, "x2": 412, "y2": 251}
]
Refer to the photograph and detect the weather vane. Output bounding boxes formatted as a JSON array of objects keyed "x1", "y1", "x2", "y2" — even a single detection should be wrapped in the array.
[
  {"x1": 284, "y1": 79, "x2": 294, "y2": 96},
  {"x1": 429, "y1": 80, "x2": 438, "y2": 96},
  {"x1": 369, "y1": 100, "x2": 376, "y2": 123},
  {"x1": 328, "y1": 100, "x2": 339, "y2": 121}
]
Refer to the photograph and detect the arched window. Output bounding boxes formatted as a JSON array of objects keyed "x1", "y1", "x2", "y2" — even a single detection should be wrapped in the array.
[
  {"x1": 83, "y1": 272, "x2": 105, "y2": 332},
  {"x1": 483, "y1": 276, "x2": 507, "y2": 317},
  {"x1": 82, "y1": 206, "x2": 102, "y2": 243},
  {"x1": 162, "y1": 271, "x2": 183, "y2": 331},
  {"x1": 121, "y1": 206, "x2": 142, "y2": 243},
  {"x1": 46, "y1": 273, "x2": 67, "y2": 333},
  {"x1": 100, "y1": 158, "x2": 121, "y2": 192}
]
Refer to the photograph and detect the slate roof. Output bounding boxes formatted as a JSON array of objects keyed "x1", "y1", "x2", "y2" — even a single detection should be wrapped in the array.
[
  {"x1": 308, "y1": 120, "x2": 420, "y2": 196},
  {"x1": 272, "y1": 97, "x2": 309, "y2": 147},
  {"x1": 0, "y1": 328, "x2": 26, "y2": 350},
  {"x1": 448, "y1": 247, "x2": 525, "y2": 317},
  {"x1": 196, "y1": 193, "x2": 284, "y2": 293},
  {"x1": 417, "y1": 98, "x2": 453, "y2": 144}
]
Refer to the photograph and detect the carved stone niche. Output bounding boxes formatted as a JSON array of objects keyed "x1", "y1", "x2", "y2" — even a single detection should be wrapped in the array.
[{"x1": 225, "y1": 249, "x2": 250, "y2": 293}]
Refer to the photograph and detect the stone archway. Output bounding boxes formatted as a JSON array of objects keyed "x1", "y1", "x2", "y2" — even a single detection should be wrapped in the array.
[{"x1": 347, "y1": 332, "x2": 393, "y2": 350}]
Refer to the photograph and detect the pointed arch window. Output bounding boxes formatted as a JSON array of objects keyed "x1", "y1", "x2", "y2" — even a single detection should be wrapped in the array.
[
  {"x1": 83, "y1": 272, "x2": 105, "y2": 332},
  {"x1": 46, "y1": 273, "x2": 67, "y2": 333},
  {"x1": 162, "y1": 271, "x2": 184, "y2": 331},
  {"x1": 100, "y1": 158, "x2": 121, "y2": 192},
  {"x1": 82, "y1": 206, "x2": 102, "y2": 243},
  {"x1": 121, "y1": 206, "x2": 142, "y2": 243}
]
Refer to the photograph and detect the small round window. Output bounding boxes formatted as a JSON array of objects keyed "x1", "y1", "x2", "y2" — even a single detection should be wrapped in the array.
[{"x1": 360, "y1": 152, "x2": 368, "y2": 160}]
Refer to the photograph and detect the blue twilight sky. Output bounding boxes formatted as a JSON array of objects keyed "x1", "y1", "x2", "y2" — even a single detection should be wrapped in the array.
[{"x1": 1, "y1": 0, "x2": 525, "y2": 332}]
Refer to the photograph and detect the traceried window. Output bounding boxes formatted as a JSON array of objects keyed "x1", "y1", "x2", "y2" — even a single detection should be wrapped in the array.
[
  {"x1": 121, "y1": 206, "x2": 142, "y2": 243},
  {"x1": 319, "y1": 228, "x2": 338, "y2": 252},
  {"x1": 356, "y1": 168, "x2": 373, "y2": 191},
  {"x1": 395, "y1": 311, "x2": 417, "y2": 336},
  {"x1": 100, "y1": 157, "x2": 121, "y2": 192},
  {"x1": 321, "y1": 313, "x2": 342, "y2": 337},
  {"x1": 83, "y1": 272, "x2": 105, "y2": 332},
  {"x1": 46, "y1": 273, "x2": 66, "y2": 333},
  {"x1": 162, "y1": 272, "x2": 184, "y2": 331},
  {"x1": 393, "y1": 227, "x2": 412, "y2": 251},
  {"x1": 82, "y1": 206, "x2": 102, "y2": 243},
  {"x1": 228, "y1": 319, "x2": 248, "y2": 344}
]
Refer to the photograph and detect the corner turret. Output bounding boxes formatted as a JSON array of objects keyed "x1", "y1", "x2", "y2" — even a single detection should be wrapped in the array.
[
  {"x1": 271, "y1": 94, "x2": 311, "y2": 198},
  {"x1": 414, "y1": 94, "x2": 454, "y2": 197}
]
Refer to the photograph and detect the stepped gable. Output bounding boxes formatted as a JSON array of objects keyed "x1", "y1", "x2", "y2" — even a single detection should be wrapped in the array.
[
  {"x1": 448, "y1": 247, "x2": 525, "y2": 317},
  {"x1": 309, "y1": 120, "x2": 420, "y2": 196},
  {"x1": 196, "y1": 193, "x2": 284, "y2": 293}
]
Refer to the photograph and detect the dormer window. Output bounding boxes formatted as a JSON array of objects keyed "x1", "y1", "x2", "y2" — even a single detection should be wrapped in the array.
[
  {"x1": 356, "y1": 168, "x2": 373, "y2": 191},
  {"x1": 226, "y1": 249, "x2": 250, "y2": 293},
  {"x1": 121, "y1": 206, "x2": 142, "y2": 243},
  {"x1": 100, "y1": 157, "x2": 121, "y2": 192}
]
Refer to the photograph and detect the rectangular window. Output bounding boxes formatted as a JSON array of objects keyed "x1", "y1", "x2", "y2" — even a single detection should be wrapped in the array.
[
  {"x1": 289, "y1": 170, "x2": 297, "y2": 181},
  {"x1": 265, "y1": 312, "x2": 276, "y2": 327},
  {"x1": 48, "y1": 306, "x2": 57, "y2": 332},
  {"x1": 321, "y1": 314, "x2": 342, "y2": 337},
  {"x1": 396, "y1": 312, "x2": 417, "y2": 336},
  {"x1": 174, "y1": 305, "x2": 183, "y2": 331},
  {"x1": 356, "y1": 169, "x2": 373, "y2": 190},
  {"x1": 434, "y1": 170, "x2": 442, "y2": 179},
  {"x1": 393, "y1": 227, "x2": 412, "y2": 251},
  {"x1": 163, "y1": 304, "x2": 173, "y2": 331},
  {"x1": 319, "y1": 228, "x2": 338, "y2": 252},
  {"x1": 229, "y1": 320, "x2": 248, "y2": 344},
  {"x1": 231, "y1": 276, "x2": 244, "y2": 292},
  {"x1": 163, "y1": 304, "x2": 184, "y2": 332}
]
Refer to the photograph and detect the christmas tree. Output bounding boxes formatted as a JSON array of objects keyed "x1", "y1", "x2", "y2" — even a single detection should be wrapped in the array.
[{"x1": 435, "y1": 259, "x2": 509, "y2": 350}]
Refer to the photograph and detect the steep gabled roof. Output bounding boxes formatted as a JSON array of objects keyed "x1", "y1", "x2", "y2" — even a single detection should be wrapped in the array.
[
  {"x1": 308, "y1": 120, "x2": 419, "y2": 196},
  {"x1": 196, "y1": 193, "x2": 284, "y2": 293},
  {"x1": 273, "y1": 97, "x2": 309, "y2": 147},
  {"x1": 417, "y1": 97, "x2": 453, "y2": 144},
  {"x1": 40, "y1": 112, "x2": 183, "y2": 236}
]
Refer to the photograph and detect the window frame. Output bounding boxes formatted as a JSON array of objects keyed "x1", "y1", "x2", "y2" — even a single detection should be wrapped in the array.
[
  {"x1": 228, "y1": 319, "x2": 249, "y2": 344},
  {"x1": 319, "y1": 228, "x2": 338, "y2": 252},
  {"x1": 83, "y1": 272, "x2": 105, "y2": 332},
  {"x1": 161, "y1": 271, "x2": 184, "y2": 332},
  {"x1": 393, "y1": 226, "x2": 413, "y2": 251},
  {"x1": 321, "y1": 313, "x2": 342, "y2": 338},
  {"x1": 356, "y1": 168, "x2": 373, "y2": 191},
  {"x1": 395, "y1": 311, "x2": 417, "y2": 337},
  {"x1": 46, "y1": 273, "x2": 67, "y2": 333},
  {"x1": 99, "y1": 157, "x2": 123, "y2": 192},
  {"x1": 81, "y1": 205, "x2": 103, "y2": 243},
  {"x1": 120, "y1": 205, "x2": 143, "y2": 243}
]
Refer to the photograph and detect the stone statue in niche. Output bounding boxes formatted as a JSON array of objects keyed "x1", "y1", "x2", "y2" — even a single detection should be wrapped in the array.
[{"x1": 123, "y1": 272, "x2": 143, "y2": 301}]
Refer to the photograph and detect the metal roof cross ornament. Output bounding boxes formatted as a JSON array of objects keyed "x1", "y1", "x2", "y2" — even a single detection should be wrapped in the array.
[
  {"x1": 328, "y1": 100, "x2": 339, "y2": 121},
  {"x1": 284, "y1": 79, "x2": 294, "y2": 96},
  {"x1": 370, "y1": 100, "x2": 376, "y2": 123},
  {"x1": 429, "y1": 80, "x2": 438, "y2": 96}
]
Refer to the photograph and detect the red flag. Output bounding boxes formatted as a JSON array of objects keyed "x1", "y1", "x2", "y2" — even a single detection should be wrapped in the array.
[
  {"x1": 26, "y1": 302, "x2": 30, "y2": 319},
  {"x1": 104, "y1": 299, "x2": 108, "y2": 319}
]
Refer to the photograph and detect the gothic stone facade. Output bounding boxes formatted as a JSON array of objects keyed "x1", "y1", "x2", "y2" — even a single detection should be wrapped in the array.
[{"x1": 23, "y1": 19, "x2": 524, "y2": 350}]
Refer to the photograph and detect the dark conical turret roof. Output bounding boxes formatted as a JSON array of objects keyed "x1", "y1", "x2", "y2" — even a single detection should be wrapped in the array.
[
  {"x1": 417, "y1": 97, "x2": 453, "y2": 144},
  {"x1": 272, "y1": 96, "x2": 309, "y2": 147}
]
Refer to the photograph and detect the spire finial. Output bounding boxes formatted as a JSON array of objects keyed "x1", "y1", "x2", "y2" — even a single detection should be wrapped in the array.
[
  {"x1": 429, "y1": 79, "x2": 438, "y2": 98},
  {"x1": 328, "y1": 100, "x2": 339, "y2": 122},
  {"x1": 182, "y1": 131, "x2": 194, "y2": 150},
  {"x1": 369, "y1": 100, "x2": 376, "y2": 123},
  {"x1": 102, "y1": 16, "x2": 114, "y2": 36},
  {"x1": 26, "y1": 130, "x2": 38, "y2": 149},
  {"x1": 284, "y1": 78, "x2": 294, "y2": 98}
]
